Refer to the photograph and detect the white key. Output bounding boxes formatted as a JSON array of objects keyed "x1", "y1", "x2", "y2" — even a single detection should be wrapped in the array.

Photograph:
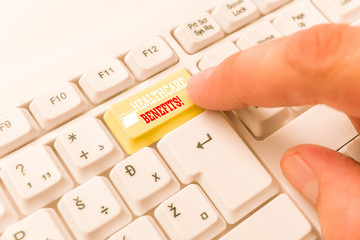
[
  {"x1": 212, "y1": 0, "x2": 260, "y2": 33},
  {"x1": 339, "y1": 136, "x2": 360, "y2": 162},
  {"x1": 313, "y1": 0, "x2": 360, "y2": 23},
  {"x1": 79, "y1": 58, "x2": 135, "y2": 104},
  {"x1": 290, "y1": 105, "x2": 312, "y2": 113},
  {"x1": 110, "y1": 147, "x2": 179, "y2": 215},
  {"x1": 1, "y1": 208, "x2": 73, "y2": 240},
  {"x1": 351, "y1": 17, "x2": 360, "y2": 25},
  {"x1": 158, "y1": 111, "x2": 279, "y2": 224},
  {"x1": 55, "y1": 118, "x2": 124, "y2": 183},
  {"x1": 238, "y1": 105, "x2": 357, "y2": 231},
  {"x1": 29, "y1": 82, "x2": 88, "y2": 130},
  {"x1": 0, "y1": 108, "x2": 40, "y2": 157},
  {"x1": 174, "y1": 12, "x2": 225, "y2": 54},
  {"x1": 251, "y1": 0, "x2": 291, "y2": 14},
  {"x1": 109, "y1": 216, "x2": 167, "y2": 240},
  {"x1": 0, "y1": 186, "x2": 18, "y2": 233},
  {"x1": 219, "y1": 194, "x2": 317, "y2": 240},
  {"x1": 273, "y1": 1, "x2": 329, "y2": 35},
  {"x1": 235, "y1": 107, "x2": 293, "y2": 139},
  {"x1": 236, "y1": 21, "x2": 282, "y2": 50},
  {"x1": 58, "y1": 176, "x2": 132, "y2": 240},
  {"x1": 125, "y1": 37, "x2": 178, "y2": 81},
  {"x1": 1, "y1": 145, "x2": 73, "y2": 214},
  {"x1": 198, "y1": 42, "x2": 239, "y2": 70},
  {"x1": 155, "y1": 184, "x2": 226, "y2": 240}
]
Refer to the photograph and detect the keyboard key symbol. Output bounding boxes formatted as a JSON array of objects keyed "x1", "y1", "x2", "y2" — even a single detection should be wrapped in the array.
[
  {"x1": 73, "y1": 196, "x2": 86, "y2": 210},
  {"x1": 119, "y1": 110, "x2": 139, "y2": 128},
  {"x1": 15, "y1": 164, "x2": 25, "y2": 175},
  {"x1": 167, "y1": 203, "x2": 180, "y2": 218},
  {"x1": 80, "y1": 150, "x2": 89, "y2": 160},
  {"x1": 197, "y1": 133, "x2": 212, "y2": 149},
  {"x1": 68, "y1": 133, "x2": 77, "y2": 143},
  {"x1": 101, "y1": 206, "x2": 109, "y2": 215},
  {"x1": 125, "y1": 165, "x2": 136, "y2": 177},
  {"x1": 42, "y1": 172, "x2": 51, "y2": 180},
  {"x1": 152, "y1": 172, "x2": 160, "y2": 182}
]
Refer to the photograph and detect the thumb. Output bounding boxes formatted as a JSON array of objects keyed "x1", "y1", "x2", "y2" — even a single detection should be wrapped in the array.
[{"x1": 281, "y1": 144, "x2": 360, "y2": 240}]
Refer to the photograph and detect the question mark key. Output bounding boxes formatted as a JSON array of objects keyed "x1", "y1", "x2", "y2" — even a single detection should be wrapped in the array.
[{"x1": 1, "y1": 145, "x2": 73, "y2": 214}]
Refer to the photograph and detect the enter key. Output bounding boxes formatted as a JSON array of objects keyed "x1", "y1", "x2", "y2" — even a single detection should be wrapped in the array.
[{"x1": 158, "y1": 111, "x2": 280, "y2": 224}]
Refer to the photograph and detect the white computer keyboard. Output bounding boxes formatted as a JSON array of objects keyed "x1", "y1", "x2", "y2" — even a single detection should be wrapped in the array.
[{"x1": 1, "y1": 0, "x2": 360, "y2": 239}]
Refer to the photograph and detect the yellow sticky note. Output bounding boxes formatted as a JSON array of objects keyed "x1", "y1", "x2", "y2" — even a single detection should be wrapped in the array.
[{"x1": 104, "y1": 69, "x2": 204, "y2": 154}]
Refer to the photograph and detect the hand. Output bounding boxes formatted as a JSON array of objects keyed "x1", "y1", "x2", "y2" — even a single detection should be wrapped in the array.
[{"x1": 187, "y1": 24, "x2": 360, "y2": 240}]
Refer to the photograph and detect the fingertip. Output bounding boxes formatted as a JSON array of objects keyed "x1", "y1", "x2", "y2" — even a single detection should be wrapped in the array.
[
  {"x1": 280, "y1": 150, "x2": 318, "y2": 205},
  {"x1": 281, "y1": 144, "x2": 360, "y2": 239},
  {"x1": 187, "y1": 67, "x2": 216, "y2": 104}
]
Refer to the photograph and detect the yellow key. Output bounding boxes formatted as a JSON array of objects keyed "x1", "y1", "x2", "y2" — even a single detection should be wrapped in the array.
[{"x1": 104, "y1": 69, "x2": 204, "y2": 154}]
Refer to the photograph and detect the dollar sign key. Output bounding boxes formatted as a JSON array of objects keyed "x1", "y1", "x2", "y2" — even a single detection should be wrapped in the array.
[{"x1": 73, "y1": 196, "x2": 86, "y2": 210}]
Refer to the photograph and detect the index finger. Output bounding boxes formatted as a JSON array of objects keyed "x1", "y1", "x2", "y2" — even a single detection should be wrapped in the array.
[{"x1": 187, "y1": 24, "x2": 360, "y2": 118}]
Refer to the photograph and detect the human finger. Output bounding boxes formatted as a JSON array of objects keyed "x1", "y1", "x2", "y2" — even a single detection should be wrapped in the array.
[
  {"x1": 281, "y1": 144, "x2": 360, "y2": 240},
  {"x1": 187, "y1": 24, "x2": 360, "y2": 118}
]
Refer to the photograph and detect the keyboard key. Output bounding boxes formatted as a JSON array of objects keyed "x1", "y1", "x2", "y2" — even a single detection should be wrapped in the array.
[
  {"x1": 29, "y1": 82, "x2": 88, "y2": 130},
  {"x1": 313, "y1": 0, "x2": 360, "y2": 23},
  {"x1": 351, "y1": 17, "x2": 360, "y2": 26},
  {"x1": 0, "y1": 186, "x2": 18, "y2": 233},
  {"x1": 212, "y1": 0, "x2": 260, "y2": 33},
  {"x1": 54, "y1": 118, "x2": 125, "y2": 183},
  {"x1": 1, "y1": 208, "x2": 73, "y2": 240},
  {"x1": 174, "y1": 12, "x2": 225, "y2": 54},
  {"x1": 235, "y1": 106, "x2": 293, "y2": 139},
  {"x1": 58, "y1": 176, "x2": 132, "y2": 240},
  {"x1": 339, "y1": 136, "x2": 360, "y2": 162},
  {"x1": 110, "y1": 147, "x2": 179, "y2": 215},
  {"x1": 158, "y1": 111, "x2": 279, "y2": 224},
  {"x1": 155, "y1": 184, "x2": 226, "y2": 240},
  {"x1": 198, "y1": 42, "x2": 239, "y2": 70},
  {"x1": 219, "y1": 194, "x2": 317, "y2": 240},
  {"x1": 252, "y1": 105, "x2": 357, "y2": 158},
  {"x1": 273, "y1": 1, "x2": 329, "y2": 35},
  {"x1": 1, "y1": 145, "x2": 73, "y2": 214},
  {"x1": 236, "y1": 21, "x2": 282, "y2": 50},
  {"x1": 109, "y1": 216, "x2": 167, "y2": 240},
  {"x1": 0, "y1": 108, "x2": 40, "y2": 157},
  {"x1": 240, "y1": 105, "x2": 357, "y2": 230},
  {"x1": 290, "y1": 105, "x2": 311, "y2": 113},
  {"x1": 124, "y1": 37, "x2": 179, "y2": 81},
  {"x1": 251, "y1": 0, "x2": 291, "y2": 14},
  {"x1": 104, "y1": 69, "x2": 204, "y2": 154},
  {"x1": 79, "y1": 58, "x2": 135, "y2": 104}
]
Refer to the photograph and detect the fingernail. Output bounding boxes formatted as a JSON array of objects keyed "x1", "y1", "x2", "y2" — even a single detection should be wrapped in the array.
[
  {"x1": 187, "y1": 67, "x2": 216, "y2": 92},
  {"x1": 281, "y1": 154, "x2": 319, "y2": 205}
]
